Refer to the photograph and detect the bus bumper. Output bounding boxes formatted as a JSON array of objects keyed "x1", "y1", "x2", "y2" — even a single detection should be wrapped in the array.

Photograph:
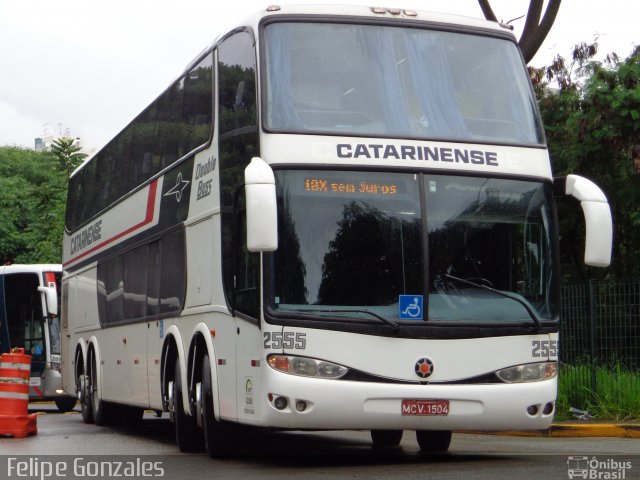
[
  {"x1": 28, "y1": 369, "x2": 64, "y2": 400},
  {"x1": 259, "y1": 371, "x2": 557, "y2": 431}
]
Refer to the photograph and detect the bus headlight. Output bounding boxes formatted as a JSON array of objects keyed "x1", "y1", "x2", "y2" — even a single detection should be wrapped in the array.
[
  {"x1": 267, "y1": 354, "x2": 348, "y2": 379},
  {"x1": 496, "y1": 362, "x2": 557, "y2": 383}
]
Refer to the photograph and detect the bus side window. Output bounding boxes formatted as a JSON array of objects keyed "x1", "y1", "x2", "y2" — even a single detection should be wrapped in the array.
[
  {"x1": 124, "y1": 247, "x2": 148, "y2": 320},
  {"x1": 147, "y1": 241, "x2": 160, "y2": 318},
  {"x1": 234, "y1": 205, "x2": 260, "y2": 319},
  {"x1": 159, "y1": 230, "x2": 186, "y2": 316},
  {"x1": 105, "y1": 256, "x2": 124, "y2": 324},
  {"x1": 65, "y1": 54, "x2": 213, "y2": 234},
  {"x1": 183, "y1": 54, "x2": 214, "y2": 146},
  {"x1": 217, "y1": 30, "x2": 260, "y2": 320}
]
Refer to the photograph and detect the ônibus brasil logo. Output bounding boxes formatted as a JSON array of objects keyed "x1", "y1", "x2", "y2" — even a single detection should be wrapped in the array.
[{"x1": 567, "y1": 456, "x2": 632, "y2": 479}]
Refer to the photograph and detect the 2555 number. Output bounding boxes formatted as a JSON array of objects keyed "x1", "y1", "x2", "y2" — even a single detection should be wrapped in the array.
[
  {"x1": 531, "y1": 339, "x2": 558, "y2": 358},
  {"x1": 264, "y1": 332, "x2": 307, "y2": 350}
]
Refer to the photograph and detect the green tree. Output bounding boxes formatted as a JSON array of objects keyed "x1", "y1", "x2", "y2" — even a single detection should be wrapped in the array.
[
  {"x1": 0, "y1": 146, "x2": 67, "y2": 264},
  {"x1": 50, "y1": 137, "x2": 86, "y2": 176},
  {"x1": 531, "y1": 44, "x2": 640, "y2": 280}
]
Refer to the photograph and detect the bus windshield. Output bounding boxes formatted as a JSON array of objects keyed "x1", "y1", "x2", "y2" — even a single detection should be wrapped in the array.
[
  {"x1": 267, "y1": 171, "x2": 557, "y2": 325},
  {"x1": 263, "y1": 22, "x2": 544, "y2": 145}
]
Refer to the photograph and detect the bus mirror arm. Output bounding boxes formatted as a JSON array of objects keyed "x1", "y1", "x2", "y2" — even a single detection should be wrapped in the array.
[
  {"x1": 244, "y1": 157, "x2": 278, "y2": 252},
  {"x1": 554, "y1": 175, "x2": 613, "y2": 268},
  {"x1": 38, "y1": 286, "x2": 58, "y2": 318}
]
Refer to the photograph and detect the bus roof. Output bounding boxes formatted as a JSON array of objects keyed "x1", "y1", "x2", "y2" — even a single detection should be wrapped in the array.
[
  {"x1": 184, "y1": 3, "x2": 514, "y2": 75},
  {"x1": 0, "y1": 264, "x2": 62, "y2": 275},
  {"x1": 247, "y1": 4, "x2": 509, "y2": 30}
]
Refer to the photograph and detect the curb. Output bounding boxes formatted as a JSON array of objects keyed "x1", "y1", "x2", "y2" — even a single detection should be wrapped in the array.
[{"x1": 465, "y1": 424, "x2": 640, "y2": 438}]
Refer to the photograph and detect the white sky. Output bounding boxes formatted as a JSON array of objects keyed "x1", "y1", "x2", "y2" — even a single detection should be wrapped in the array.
[{"x1": 0, "y1": 0, "x2": 637, "y2": 149}]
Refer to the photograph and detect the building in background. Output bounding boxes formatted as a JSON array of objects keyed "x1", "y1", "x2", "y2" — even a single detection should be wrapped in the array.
[{"x1": 34, "y1": 124, "x2": 95, "y2": 156}]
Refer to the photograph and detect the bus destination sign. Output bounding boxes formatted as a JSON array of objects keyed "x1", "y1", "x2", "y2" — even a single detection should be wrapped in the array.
[{"x1": 304, "y1": 177, "x2": 399, "y2": 195}]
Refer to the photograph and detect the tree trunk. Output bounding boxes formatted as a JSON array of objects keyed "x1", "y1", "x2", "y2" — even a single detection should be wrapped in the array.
[{"x1": 477, "y1": 0, "x2": 562, "y2": 64}]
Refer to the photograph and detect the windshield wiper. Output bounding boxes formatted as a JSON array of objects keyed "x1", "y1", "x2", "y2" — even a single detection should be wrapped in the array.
[
  {"x1": 442, "y1": 273, "x2": 542, "y2": 328},
  {"x1": 287, "y1": 308, "x2": 400, "y2": 330}
]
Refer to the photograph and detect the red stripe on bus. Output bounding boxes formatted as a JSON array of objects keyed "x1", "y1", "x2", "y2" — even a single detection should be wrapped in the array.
[
  {"x1": 64, "y1": 180, "x2": 159, "y2": 267},
  {"x1": 32, "y1": 386, "x2": 44, "y2": 397}
]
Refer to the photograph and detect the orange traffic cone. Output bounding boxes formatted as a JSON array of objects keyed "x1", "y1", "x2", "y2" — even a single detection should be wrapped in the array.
[{"x1": 0, "y1": 348, "x2": 37, "y2": 437}]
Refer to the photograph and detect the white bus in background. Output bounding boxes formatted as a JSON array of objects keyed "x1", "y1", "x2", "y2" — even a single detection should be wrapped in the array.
[
  {"x1": 61, "y1": 5, "x2": 612, "y2": 455},
  {"x1": 0, "y1": 264, "x2": 77, "y2": 412}
]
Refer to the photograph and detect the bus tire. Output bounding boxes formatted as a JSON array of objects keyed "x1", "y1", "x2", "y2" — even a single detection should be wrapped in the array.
[
  {"x1": 77, "y1": 358, "x2": 93, "y2": 424},
  {"x1": 202, "y1": 353, "x2": 230, "y2": 457},
  {"x1": 416, "y1": 430, "x2": 452, "y2": 453},
  {"x1": 55, "y1": 396, "x2": 78, "y2": 413},
  {"x1": 88, "y1": 350, "x2": 115, "y2": 426},
  {"x1": 370, "y1": 429, "x2": 403, "y2": 447},
  {"x1": 173, "y1": 357, "x2": 202, "y2": 452}
]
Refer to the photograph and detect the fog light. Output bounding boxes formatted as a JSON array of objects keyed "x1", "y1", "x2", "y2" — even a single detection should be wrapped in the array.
[
  {"x1": 527, "y1": 405, "x2": 539, "y2": 416},
  {"x1": 295, "y1": 400, "x2": 307, "y2": 412},
  {"x1": 543, "y1": 402, "x2": 554, "y2": 415},
  {"x1": 274, "y1": 396, "x2": 288, "y2": 410}
]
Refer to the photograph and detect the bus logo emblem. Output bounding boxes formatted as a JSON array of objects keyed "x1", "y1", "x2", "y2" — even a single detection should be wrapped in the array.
[
  {"x1": 163, "y1": 172, "x2": 190, "y2": 203},
  {"x1": 415, "y1": 358, "x2": 434, "y2": 379}
]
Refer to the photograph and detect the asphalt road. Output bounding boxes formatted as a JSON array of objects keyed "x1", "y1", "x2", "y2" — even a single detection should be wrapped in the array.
[{"x1": 0, "y1": 403, "x2": 638, "y2": 480}]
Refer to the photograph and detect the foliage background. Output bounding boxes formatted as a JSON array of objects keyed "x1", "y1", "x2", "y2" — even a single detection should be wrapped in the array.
[
  {"x1": 0, "y1": 138, "x2": 85, "y2": 264},
  {"x1": 0, "y1": 147, "x2": 67, "y2": 264},
  {"x1": 530, "y1": 44, "x2": 640, "y2": 281}
]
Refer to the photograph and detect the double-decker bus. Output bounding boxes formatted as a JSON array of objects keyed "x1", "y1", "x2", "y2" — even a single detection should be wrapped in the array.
[
  {"x1": 61, "y1": 5, "x2": 612, "y2": 455},
  {"x1": 0, "y1": 264, "x2": 77, "y2": 412}
]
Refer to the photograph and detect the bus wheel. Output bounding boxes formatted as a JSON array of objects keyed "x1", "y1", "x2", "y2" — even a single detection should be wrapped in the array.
[
  {"x1": 88, "y1": 351, "x2": 114, "y2": 426},
  {"x1": 201, "y1": 353, "x2": 230, "y2": 457},
  {"x1": 173, "y1": 357, "x2": 203, "y2": 452},
  {"x1": 416, "y1": 430, "x2": 452, "y2": 453},
  {"x1": 78, "y1": 362, "x2": 93, "y2": 424},
  {"x1": 371, "y1": 429, "x2": 403, "y2": 447},
  {"x1": 55, "y1": 396, "x2": 77, "y2": 413}
]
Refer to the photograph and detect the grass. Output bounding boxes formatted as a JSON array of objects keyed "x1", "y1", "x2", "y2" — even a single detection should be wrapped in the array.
[{"x1": 555, "y1": 363, "x2": 640, "y2": 421}]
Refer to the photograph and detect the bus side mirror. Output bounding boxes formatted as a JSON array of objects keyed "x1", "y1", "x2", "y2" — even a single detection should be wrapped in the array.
[
  {"x1": 38, "y1": 286, "x2": 59, "y2": 318},
  {"x1": 556, "y1": 174, "x2": 613, "y2": 267},
  {"x1": 244, "y1": 157, "x2": 278, "y2": 252}
]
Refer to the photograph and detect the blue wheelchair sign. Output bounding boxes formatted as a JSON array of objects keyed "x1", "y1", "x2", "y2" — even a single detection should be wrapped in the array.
[{"x1": 399, "y1": 295, "x2": 423, "y2": 320}]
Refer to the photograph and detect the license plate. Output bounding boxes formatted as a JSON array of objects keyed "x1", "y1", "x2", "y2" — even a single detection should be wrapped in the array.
[{"x1": 401, "y1": 399, "x2": 449, "y2": 416}]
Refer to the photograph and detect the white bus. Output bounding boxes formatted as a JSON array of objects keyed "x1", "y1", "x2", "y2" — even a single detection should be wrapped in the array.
[
  {"x1": 0, "y1": 264, "x2": 77, "y2": 412},
  {"x1": 61, "y1": 5, "x2": 613, "y2": 455}
]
